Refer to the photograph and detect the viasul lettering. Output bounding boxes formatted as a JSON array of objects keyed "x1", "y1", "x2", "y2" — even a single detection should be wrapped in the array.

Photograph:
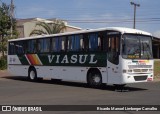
[{"x1": 48, "y1": 54, "x2": 97, "y2": 64}]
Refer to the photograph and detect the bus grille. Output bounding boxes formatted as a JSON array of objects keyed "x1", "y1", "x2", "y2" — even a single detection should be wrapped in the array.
[
  {"x1": 134, "y1": 76, "x2": 147, "y2": 81},
  {"x1": 133, "y1": 69, "x2": 148, "y2": 73},
  {"x1": 128, "y1": 65, "x2": 152, "y2": 69}
]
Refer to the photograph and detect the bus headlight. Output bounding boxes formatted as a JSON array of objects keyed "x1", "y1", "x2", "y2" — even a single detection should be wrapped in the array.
[
  {"x1": 123, "y1": 69, "x2": 132, "y2": 73},
  {"x1": 149, "y1": 69, "x2": 153, "y2": 72},
  {"x1": 128, "y1": 69, "x2": 132, "y2": 73},
  {"x1": 123, "y1": 69, "x2": 127, "y2": 73}
]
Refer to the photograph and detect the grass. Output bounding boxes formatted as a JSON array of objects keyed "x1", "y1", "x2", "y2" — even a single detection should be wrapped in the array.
[{"x1": 154, "y1": 60, "x2": 160, "y2": 80}]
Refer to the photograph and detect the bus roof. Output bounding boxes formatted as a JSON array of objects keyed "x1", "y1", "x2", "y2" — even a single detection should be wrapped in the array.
[{"x1": 8, "y1": 27, "x2": 152, "y2": 42}]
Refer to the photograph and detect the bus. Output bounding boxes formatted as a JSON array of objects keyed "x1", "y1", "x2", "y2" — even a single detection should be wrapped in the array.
[{"x1": 8, "y1": 27, "x2": 154, "y2": 87}]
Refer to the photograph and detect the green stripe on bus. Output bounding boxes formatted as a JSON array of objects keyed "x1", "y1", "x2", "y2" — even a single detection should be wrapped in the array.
[
  {"x1": 39, "y1": 52, "x2": 107, "y2": 67},
  {"x1": 18, "y1": 55, "x2": 30, "y2": 65},
  {"x1": 18, "y1": 52, "x2": 107, "y2": 67}
]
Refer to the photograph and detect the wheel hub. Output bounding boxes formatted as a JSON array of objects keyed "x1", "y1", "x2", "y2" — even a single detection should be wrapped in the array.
[
  {"x1": 30, "y1": 71, "x2": 35, "y2": 80},
  {"x1": 93, "y1": 75, "x2": 101, "y2": 83}
]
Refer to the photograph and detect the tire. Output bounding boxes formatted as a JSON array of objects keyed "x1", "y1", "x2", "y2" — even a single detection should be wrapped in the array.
[
  {"x1": 87, "y1": 71, "x2": 102, "y2": 88},
  {"x1": 28, "y1": 68, "x2": 37, "y2": 81}
]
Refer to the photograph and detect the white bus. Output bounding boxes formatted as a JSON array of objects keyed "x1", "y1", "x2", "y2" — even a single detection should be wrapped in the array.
[{"x1": 8, "y1": 27, "x2": 154, "y2": 87}]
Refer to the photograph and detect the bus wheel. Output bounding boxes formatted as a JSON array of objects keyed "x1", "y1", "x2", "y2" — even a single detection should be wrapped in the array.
[
  {"x1": 87, "y1": 71, "x2": 102, "y2": 88},
  {"x1": 28, "y1": 68, "x2": 37, "y2": 81}
]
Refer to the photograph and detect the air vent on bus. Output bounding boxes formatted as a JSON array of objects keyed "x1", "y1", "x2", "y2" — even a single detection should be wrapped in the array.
[
  {"x1": 133, "y1": 69, "x2": 148, "y2": 73},
  {"x1": 134, "y1": 76, "x2": 147, "y2": 81}
]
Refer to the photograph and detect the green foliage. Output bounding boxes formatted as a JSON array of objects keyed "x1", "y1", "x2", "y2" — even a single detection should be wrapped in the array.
[
  {"x1": 0, "y1": 3, "x2": 11, "y2": 36},
  {"x1": 0, "y1": 56, "x2": 7, "y2": 70},
  {"x1": 154, "y1": 60, "x2": 160, "y2": 79},
  {"x1": 30, "y1": 20, "x2": 66, "y2": 36},
  {"x1": 0, "y1": 2, "x2": 18, "y2": 57}
]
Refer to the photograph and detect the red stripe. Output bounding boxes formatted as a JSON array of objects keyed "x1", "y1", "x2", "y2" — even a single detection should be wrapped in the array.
[
  {"x1": 139, "y1": 60, "x2": 145, "y2": 63},
  {"x1": 27, "y1": 54, "x2": 36, "y2": 65}
]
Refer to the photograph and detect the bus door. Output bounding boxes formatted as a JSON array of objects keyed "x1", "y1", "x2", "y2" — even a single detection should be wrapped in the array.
[{"x1": 107, "y1": 32, "x2": 121, "y2": 84}]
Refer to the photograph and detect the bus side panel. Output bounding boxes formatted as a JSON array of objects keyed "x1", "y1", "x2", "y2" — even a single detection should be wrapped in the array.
[
  {"x1": 34, "y1": 66, "x2": 88, "y2": 82},
  {"x1": 51, "y1": 66, "x2": 87, "y2": 82},
  {"x1": 101, "y1": 68, "x2": 108, "y2": 84},
  {"x1": 107, "y1": 60, "x2": 123, "y2": 85},
  {"x1": 8, "y1": 65, "x2": 28, "y2": 76},
  {"x1": 8, "y1": 55, "x2": 29, "y2": 76},
  {"x1": 35, "y1": 66, "x2": 52, "y2": 78},
  {"x1": 31, "y1": 66, "x2": 107, "y2": 84}
]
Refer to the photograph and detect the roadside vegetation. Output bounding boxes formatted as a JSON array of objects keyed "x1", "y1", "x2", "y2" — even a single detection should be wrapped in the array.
[
  {"x1": 154, "y1": 60, "x2": 160, "y2": 80},
  {"x1": 0, "y1": 56, "x2": 7, "y2": 70},
  {"x1": 0, "y1": 1, "x2": 17, "y2": 70}
]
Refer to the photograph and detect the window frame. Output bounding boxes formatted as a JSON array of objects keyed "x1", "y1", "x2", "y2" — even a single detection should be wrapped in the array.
[
  {"x1": 37, "y1": 38, "x2": 51, "y2": 53},
  {"x1": 107, "y1": 32, "x2": 121, "y2": 65}
]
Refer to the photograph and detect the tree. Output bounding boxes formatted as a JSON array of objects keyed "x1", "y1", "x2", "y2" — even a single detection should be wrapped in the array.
[
  {"x1": 0, "y1": 2, "x2": 18, "y2": 57},
  {"x1": 30, "y1": 19, "x2": 66, "y2": 36}
]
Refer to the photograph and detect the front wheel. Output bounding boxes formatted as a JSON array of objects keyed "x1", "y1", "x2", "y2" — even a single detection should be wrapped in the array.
[
  {"x1": 87, "y1": 71, "x2": 102, "y2": 88},
  {"x1": 28, "y1": 68, "x2": 37, "y2": 81}
]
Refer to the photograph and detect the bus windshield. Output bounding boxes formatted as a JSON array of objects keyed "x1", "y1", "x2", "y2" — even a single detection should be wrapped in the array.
[{"x1": 122, "y1": 34, "x2": 153, "y2": 59}]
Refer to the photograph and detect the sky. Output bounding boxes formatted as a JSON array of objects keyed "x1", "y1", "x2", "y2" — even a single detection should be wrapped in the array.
[{"x1": 2, "y1": 0, "x2": 160, "y2": 37}]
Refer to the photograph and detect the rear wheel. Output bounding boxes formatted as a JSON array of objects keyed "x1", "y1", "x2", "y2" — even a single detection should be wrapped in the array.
[
  {"x1": 87, "y1": 71, "x2": 102, "y2": 88},
  {"x1": 28, "y1": 68, "x2": 37, "y2": 81}
]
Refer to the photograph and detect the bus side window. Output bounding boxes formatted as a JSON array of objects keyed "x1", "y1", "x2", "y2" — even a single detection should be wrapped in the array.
[
  {"x1": 89, "y1": 33, "x2": 98, "y2": 51},
  {"x1": 108, "y1": 35, "x2": 120, "y2": 65},
  {"x1": 79, "y1": 35, "x2": 84, "y2": 51},
  {"x1": 15, "y1": 41, "x2": 25, "y2": 54},
  {"x1": 55, "y1": 37, "x2": 62, "y2": 52},
  {"x1": 83, "y1": 34, "x2": 89, "y2": 51},
  {"x1": 68, "y1": 35, "x2": 74, "y2": 51},
  {"x1": 27, "y1": 40, "x2": 37, "y2": 54},
  {"x1": 38, "y1": 38, "x2": 50, "y2": 53},
  {"x1": 37, "y1": 40, "x2": 41, "y2": 53},
  {"x1": 51, "y1": 37, "x2": 56, "y2": 52},
  {"x1": 75, "y1": 35, "x2": 81, "y2": 51},
  {"x1": 9, "y1": 42, "x2": 16, "y2": 55},
  {"x1": 98, "y1": 31, "x2": 106, "y2": 51},
  {"x1": 51, "y1": 37, "x2": 61, "y2": 52},
  {"x1": 61, "y1": 36, "x2": 67, "y2": 52},
  {"x1": 68, "y1": 35, "x2": 81, "y2": 52}
]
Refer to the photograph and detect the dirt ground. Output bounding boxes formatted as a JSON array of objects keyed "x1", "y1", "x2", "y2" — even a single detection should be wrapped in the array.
[{"x1": 0, "y1": 70, "x2": 11, "y2": 77}]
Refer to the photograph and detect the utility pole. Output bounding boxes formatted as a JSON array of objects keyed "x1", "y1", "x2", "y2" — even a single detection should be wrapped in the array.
[
  {"x1": 10, "y1": 0, "x2": 15, "y2": 37},
  {"x1": 130, "y1": 2, "x2": 140, "y2": 29}
]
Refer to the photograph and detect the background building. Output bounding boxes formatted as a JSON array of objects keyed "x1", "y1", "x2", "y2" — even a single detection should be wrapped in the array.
[
  {"x1": 16, "y1": 18, "x2": 82, "y2": 38},
  {"x1": 153, "y1": 37, "x2": 160, "y2": 59}
]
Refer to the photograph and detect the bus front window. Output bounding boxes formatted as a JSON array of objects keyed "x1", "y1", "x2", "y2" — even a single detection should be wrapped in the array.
[{"x1": 122, "y1": 34, "x2": 153, "y2": 59}]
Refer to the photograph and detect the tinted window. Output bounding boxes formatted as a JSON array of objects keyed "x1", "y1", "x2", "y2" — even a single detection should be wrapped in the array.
[
  {"x1": 82, "y1": 32, "x2": 106, "y2": 52},
  {"x1": 68, "y1": 35, "x2": 82, "y2": 51},
  {"x1": 51, "y1": 37, "x2": 62, "y2": 52},
  {"x1": 37, "y1": 38, "x2": 50, "y2": 53},
  {"x1": 108, "y1": 34, "x2": 120, "y2": 65},
  {"x1": 26, "y1": 40, "x2": 37, "y2": 53},
  {"x1": 9, "y1": 42, "x2": 16, "y2": 55},
  {"x1": 89, "y1": 33, "x2": 98, "y2": 51},
  {"x1": 61, "y1": 36, "x2": 67, "y2": 51},
  {"x1": 15, "y1": 41, "x2": 25, "y2": 54}
]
